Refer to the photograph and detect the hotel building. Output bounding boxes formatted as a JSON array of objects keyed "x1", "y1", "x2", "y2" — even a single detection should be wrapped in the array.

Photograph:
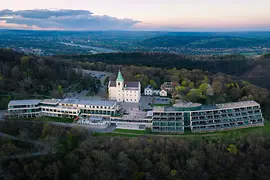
[
  {"x1": 152, "y1": 101, "x2": 264, "y2": 133},
  {"x1": 8, "y1": 98, "x2": 118, "y2": 119},
  {"x1": 8, "y1": 99, "x2": 42, "y2": 118}
]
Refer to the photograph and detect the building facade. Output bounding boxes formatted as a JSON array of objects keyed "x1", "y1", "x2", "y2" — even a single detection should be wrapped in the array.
[
  {"x1": 144, "y1": 85, "x2": 160, "y2": 96},
  {"x1": 152, "y1": 106, "x2": 185, "y2": 133},
  {"x1": 108, "y1": 70, "x2": 141, "y2": 103},
  {"x1": 8, "y1": 100, "x2": 42, "y2": 118},
  {"x1": 144, "y1": 86, "x2": 153, "y2": 96},
  {"x1": 161, "y1": 82, "x2": 178, "y2": 93},
  {"x1": 190, "y1": 101, "x2": 264, "y2": 132},
  {"x1": 152, "y1": 101, "x2": 264, "y2": 133},
  {"x1": 159, "y1": 90, "x2": 168, "y2": 97},
  {"x1": 8, "y1": 99, "x2": 118, "y2": 119}
]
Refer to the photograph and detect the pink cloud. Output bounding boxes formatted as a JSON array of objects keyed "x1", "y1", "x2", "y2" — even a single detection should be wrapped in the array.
[{"x1": 0, "y1": 20, "x2": 63, "y2": 30}]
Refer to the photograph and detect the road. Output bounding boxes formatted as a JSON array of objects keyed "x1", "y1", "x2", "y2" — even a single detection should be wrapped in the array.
[
  {"x1": 0, "y1": 131, "x2": 52, "y2": 161},
  {"x1": 0, "y1": 132, "x2": 46, "y2": 147},
  {"x1": 0, "y1": 151, "x2": 56, "y2": 161},
  {"x1": 0, "y1": 110, "x2": 6, "y2": 121}
]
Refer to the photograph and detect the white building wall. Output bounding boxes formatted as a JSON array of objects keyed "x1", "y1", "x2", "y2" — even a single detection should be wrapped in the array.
[
  {"x1": 109, "y1": 86, "x2": 118, "y2": 101},
  {"x1": 108, "y1": 80, "x2": 141, "y2": 103},
  {"x1": 160, "y1": 90, "x2": 168, "y2": 97},
  {"x1": 144, "y1": 88, "x2": 153, "y2": 96}
]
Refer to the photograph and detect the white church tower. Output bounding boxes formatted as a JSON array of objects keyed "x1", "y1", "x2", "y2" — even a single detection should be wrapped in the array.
[
  {"x1": 108, "y1": 70, "x2": 141, "y2": 103},
  {"x1": 116, "y1": 70, "x2": 124, "y2": 102}
]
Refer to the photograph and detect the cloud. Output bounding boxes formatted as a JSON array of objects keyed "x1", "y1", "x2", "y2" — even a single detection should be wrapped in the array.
[{"x1": 0, "y1": 9, "x2": 140, "y2": 30}]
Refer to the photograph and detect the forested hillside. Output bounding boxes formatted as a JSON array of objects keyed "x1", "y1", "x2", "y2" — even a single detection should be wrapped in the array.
[
  {"x1": 1, "y1": 121, "x2": 270, "y2": 180},
  {"x1": 59, "y1": 52, "x2": 270, "y2": 89},
  {"x1": 0, "y1": 49, "x2": 100, "y2": 108},
  {"x1": 140, "y1": 36, "x2": 269, "y2": 48}
]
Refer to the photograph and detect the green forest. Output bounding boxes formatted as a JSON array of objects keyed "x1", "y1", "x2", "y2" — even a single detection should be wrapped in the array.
[
  {"x1": 59, "y1": 52, "x2": 270, "y2": 89},
  {"x1": 1, "y1": 121, "x2": 270, "y2": 180},
  {"x1": 0, "y1": 49, "x2": 101, "y2": 109}
]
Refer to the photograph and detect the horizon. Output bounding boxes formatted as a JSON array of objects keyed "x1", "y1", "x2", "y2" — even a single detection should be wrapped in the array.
[
  {"x1": 1, "y1": 0, "x2": 270, "y2": 31},
  {"x1": 1, "y1": 28, "x2": 270, "y2": 33}
]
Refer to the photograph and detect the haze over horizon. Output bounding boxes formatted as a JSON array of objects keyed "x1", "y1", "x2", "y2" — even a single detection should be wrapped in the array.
[{"x1": 0, "y1": 0, "x2": 270, "y2": 31}]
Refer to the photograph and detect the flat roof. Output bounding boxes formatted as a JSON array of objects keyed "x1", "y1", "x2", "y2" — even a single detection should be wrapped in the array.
[
  {"x1": 173, "y1": 102, "x2": 202, "y2": 108},
  {"x1": 60, "y1": 98, "x2": 79, "y2": 104},
  {"x1": 61, "y1": 98, "x2": 117, "y2": 107},
  {"x1": 8, "y1": 99, "x2": 42, "y2": 106},
  {"x1": 153, "y1": 106, "x2": 176, "y2": 112},
  {"x1": 153, "y1": 101, "x2": 260, "y2": 112},
  {"x1": 78, "y1": 99, "x2": 116, "y2": 107},
  {"x1": 216, "y1": 101, "x2": 259, "y2": 109},
  {"x1": 41, "y1": 99, "x2": 61, "y2": 105}
]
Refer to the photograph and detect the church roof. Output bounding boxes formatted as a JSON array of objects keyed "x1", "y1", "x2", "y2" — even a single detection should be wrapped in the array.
[
  {"x1": 124, "y1": 81, "x2": 140, "y2": 88},
  {"x1": 108, "y1": 81, "x2": 140, "y2": 88},
  {"x1": 109, "y1": 81, "x2": 116, "y2": 87},
  {"x1": 116, "y1": 70, "x2": 124, "y2": 82}
]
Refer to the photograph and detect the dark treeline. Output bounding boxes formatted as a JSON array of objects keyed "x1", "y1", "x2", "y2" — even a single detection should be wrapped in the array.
[
  {"x1": 58, "y1": 52, "x2": 252, "y2": 75},
  {"x1": 1, "y1": 121, "x2": 270, "y2": 180},
  {"x1": 58, "y1": 52, "x2": 270, "y2": 90}
]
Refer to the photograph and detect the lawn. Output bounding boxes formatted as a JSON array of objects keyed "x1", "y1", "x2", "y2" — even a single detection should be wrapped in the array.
[
  {"x1": 94, "y1": 121, "x2": 270, "y2": 138},
  {"x1": 114, "y1": 129, "x2": 148, "y2": 134}
]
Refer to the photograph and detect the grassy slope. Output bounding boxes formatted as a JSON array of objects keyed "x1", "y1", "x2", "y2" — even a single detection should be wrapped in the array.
[{"x1": 94, "y1": 120, "x2": 270, "y2": 139}]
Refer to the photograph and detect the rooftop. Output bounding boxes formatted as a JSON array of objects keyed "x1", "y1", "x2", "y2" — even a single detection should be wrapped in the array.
[
  {"x1": 216, "y1": 101, "x2": 259, "y2": 109},
  {"x1": 40, "y1": 99, "x2": 61, "y2": 105},
  {"x1": 173, "y1": 102, "x2": 202, "y2": 108},
  {"x1": 8, "y1": 99, "x2": 42, "y2": 106},
  {"x1": 153, "y1": 101, "x2": 260, "y2": 112},
  {"x1": 78, "y1": 99, "x2": 117, "y2": 107},
  {"x1": 116, "y1": 70, "x2": 124, "y2": 82},
  {"x1": 60, "y1": 98, "x2": 79, "y2": 104},
  {"x1": 61, "y1": 98, "x2": 117, "y2": 107},
  {"x1": 109, "y1": 81, "x2": 140, "y2": 88},
  {"x1": 124, "y1": 81, "x2": 140, "y2": 88},
  {"x1": 109, "y1": 81, "x2": 116, "y2": 87}
]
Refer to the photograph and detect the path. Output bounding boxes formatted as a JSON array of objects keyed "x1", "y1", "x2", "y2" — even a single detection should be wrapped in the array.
[
  {"x1": 0, "y1": 129, "x2": 52, "y2": 161},
  {"x1": 0, "y1": 151, "x2": 56, "y2": 161},
  {"x1": 0, "y1": 132, "x2": 46, "y2": 147}
]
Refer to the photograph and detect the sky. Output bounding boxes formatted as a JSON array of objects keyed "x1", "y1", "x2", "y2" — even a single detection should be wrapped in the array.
[{"x1": 0, "y1": 0, "x2": 270, "y2": 31}]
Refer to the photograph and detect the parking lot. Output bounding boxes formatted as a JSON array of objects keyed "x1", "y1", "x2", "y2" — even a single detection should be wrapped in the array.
[
  {"x1": 73, "y1": 68, "x2": 113, "y2": 84},
  {"x1": 139, "y1": 96, "x2": 171, "y2": 110}
]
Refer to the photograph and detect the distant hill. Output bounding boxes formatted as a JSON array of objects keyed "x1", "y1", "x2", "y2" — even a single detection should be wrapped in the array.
[
  {"x1": 241, "y1": 54, "x2": 270, "y2": 89},
  {"x1": 140, "y1": 36, "x2": 269, "y2": 48}
]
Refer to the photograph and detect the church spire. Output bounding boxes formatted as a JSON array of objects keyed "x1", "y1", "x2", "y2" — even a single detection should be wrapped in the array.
[{"x1": 116, "y1": 70, "x2": 124, "y2": 82}]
